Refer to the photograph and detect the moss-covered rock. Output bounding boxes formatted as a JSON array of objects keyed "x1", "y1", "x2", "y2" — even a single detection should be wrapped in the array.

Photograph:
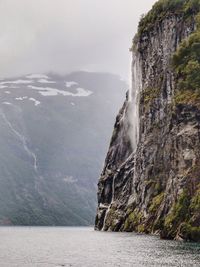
[
  {"x1": 123, "y1": 209, "x2": 144, "y2": 232},
  {"x1": 141, "y1": 87, "x2": 160, "y2": 108},
  {"x1": 178, "y1": 222, "x2": 200, "y2": 241},
  {"x1": 174, "y1": 89, "x2": 200, "y2": 108},
  {"x1": 149, "y1": 193, "x2": 164, "y2": 213},
  {"x1": 162, "y1": 190, "x2": 190, "y2": 239},
  {"x1": 103, "y1": 206, "x2": 124, "y2": 231},
  {"x1": 190, "y1": 187, "x2": 200, "y2": 213}
]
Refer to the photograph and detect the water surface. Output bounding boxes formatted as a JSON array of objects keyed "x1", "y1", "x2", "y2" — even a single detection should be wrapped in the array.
[{"x1": 0, "y1": 227, "x2": 200, "y2": 266}]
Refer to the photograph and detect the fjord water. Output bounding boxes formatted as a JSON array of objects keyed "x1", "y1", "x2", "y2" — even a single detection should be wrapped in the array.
[{"x1": 0, "y1": 227, "x2": 200, "y2": 267}]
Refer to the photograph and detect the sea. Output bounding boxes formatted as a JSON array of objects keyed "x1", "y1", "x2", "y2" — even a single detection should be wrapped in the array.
[{"x1": 0, "y1": 227, "x2": 200, "y2": 266}]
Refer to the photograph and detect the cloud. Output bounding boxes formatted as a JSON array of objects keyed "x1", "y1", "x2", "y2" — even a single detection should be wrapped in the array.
[{"x1": 0, "y1": 0, "x2": 156, "y2": 79}]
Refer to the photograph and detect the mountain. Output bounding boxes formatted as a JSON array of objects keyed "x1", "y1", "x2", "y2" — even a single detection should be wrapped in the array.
[
  {"x1": 0, "y1": 71, "x2": 126, "y2": 225},
  {"x1": 95, "y1": 0, "x2": 200, "y2": 242}
]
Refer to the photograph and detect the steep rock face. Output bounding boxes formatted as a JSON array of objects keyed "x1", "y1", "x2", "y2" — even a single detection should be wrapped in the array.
[{"x1": 96, "y1": 4, "x2": 200, "y2": 241}]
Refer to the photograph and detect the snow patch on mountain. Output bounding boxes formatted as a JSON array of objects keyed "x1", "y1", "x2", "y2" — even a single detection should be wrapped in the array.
[
  {"x1": 0, "y1": 80, "x2": 33, "y2": 85},
  {"x1": 65, "y1": 81, "x2": 78, "y2": 88},
  {"x1": 16, "y1": 97, "x2": 28, "y2": 101},
  {"x1": 15, "y1": 96, "x2": 40, "y2": 106},
  {"x1": 76, "y1": 88, "x2": 92, "y2": 97},
  {"x1": 2, "y1": 102, "x2": 12, "y2": 105},
  {"x1": 28, "y1": 85, "x2": 92, "y2": 97},
  {"x1": 38, "y1": 79, "x2": 56, "y2": 84},
  {"x1": 63, "y1": 176, "x2": 77, "y2": 184},
  {"x1": 29, "y1": 98, "x2": 41, "y2": 106}
]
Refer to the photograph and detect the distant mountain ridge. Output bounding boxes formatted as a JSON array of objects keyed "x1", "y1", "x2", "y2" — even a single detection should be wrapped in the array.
[{"x1": 0, "y1": 71, "x2": 126, "y2": 225}]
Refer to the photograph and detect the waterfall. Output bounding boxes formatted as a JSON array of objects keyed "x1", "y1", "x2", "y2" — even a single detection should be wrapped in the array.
[
  {"x1": 128, "y1": 51, "x2": 142, "y2": 151},
  {"x1": 1, "y1": 111, "x2": 38, "y2": 172},
  {"x1": 127, "y1": 51, "x2": 142, "y2": 204},
  {"x1": 102, "y1": 52, "x2": 142, "y2": 230}
]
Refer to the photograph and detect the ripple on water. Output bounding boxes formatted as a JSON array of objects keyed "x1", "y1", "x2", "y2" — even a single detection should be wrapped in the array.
[{"x1": 0, "y1": 227, "x2": 199, "y2": 267}]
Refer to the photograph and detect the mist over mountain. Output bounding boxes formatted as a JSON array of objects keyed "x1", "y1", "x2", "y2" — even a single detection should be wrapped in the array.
[{"x1": 0, "y1": 71, "x2": 126, "y2": 225}]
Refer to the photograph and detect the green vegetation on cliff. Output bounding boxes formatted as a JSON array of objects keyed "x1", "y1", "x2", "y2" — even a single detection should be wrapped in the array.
[
  {"x1": 141, "y1": 87, "x2": 160, "y2": 106},
  {"x1": 171, "y1": 2, "x2": 200, "y2": 107},
  {"x1": 163, "y1": 190, "x2": 190, "y2": 238},
  {"x1": 149, "y1": 193, "x2": 164, "y2": 213},
  {"x1": 173, "y1": 13, "x2": 200, "y2": 88},
  {"x1": 123, "y1": 209, "x2": 145, "y2": 233},
  {"x1": 138, "y1": 0, "x2": 200, "y2": 36},
  {"x1": 171, "y1": 7, "x2": 200, "y2": 242},
  {"x1": 174, "y1": 90, "x2": 200, "y2": 107},
  {"x1": 163, "y1": 187, "x2": 200, "y2": 241}
]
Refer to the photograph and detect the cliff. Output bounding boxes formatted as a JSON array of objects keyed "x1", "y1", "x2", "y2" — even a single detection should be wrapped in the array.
[{"x1": 95, "y1": 0, "x2": 200, "y2": 242}]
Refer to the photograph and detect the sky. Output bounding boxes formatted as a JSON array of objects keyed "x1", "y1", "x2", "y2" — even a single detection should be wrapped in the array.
[{"x1": 0, "y1": 0, "x2": 157, "y2": 80}]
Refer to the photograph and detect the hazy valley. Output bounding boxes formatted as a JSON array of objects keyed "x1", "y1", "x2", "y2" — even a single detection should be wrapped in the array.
[{"x1": 0, "y1": 71, "x2": 126, "y2": 226}]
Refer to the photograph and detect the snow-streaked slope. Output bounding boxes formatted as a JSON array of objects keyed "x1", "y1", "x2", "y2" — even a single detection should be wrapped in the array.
[{"x1": 28, "y1": 85, "x2": 92, "y2": 97}]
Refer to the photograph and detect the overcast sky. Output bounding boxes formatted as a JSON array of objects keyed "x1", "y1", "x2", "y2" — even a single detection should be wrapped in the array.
[{"x1": 0, "y1": 0, "x2": 156, "y2": 80}]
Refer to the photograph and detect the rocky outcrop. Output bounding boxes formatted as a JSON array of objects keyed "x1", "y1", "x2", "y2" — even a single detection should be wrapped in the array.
[{"x1": 95, "y1": 0, "x2": 200, "y2": 241}]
